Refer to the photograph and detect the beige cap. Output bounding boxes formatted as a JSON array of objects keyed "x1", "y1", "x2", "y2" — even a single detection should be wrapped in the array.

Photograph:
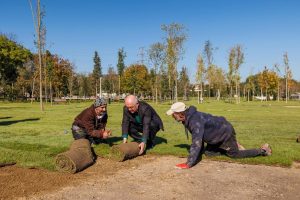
[{"x1": 166, "y1": 102, "x2": 187, "y2": 115}]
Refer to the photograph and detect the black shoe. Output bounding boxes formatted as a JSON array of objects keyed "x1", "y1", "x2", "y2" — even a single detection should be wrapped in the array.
[{"x1": 146, "y1": 141, "x2": 155, "y2": 150}]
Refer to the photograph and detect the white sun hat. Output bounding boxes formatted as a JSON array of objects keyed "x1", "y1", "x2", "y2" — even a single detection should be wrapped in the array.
[{"x1": 166, "y1": 102, "x2": 187, "y2": 115}]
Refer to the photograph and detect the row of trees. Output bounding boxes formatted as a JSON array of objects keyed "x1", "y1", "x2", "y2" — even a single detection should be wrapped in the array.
[{"x1": 1, "y1": 21, "x2": 299, "y2": 105}]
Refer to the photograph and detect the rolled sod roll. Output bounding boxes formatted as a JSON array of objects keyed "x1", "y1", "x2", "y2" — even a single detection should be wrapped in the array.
[
  {"x1": 55, "y1": 139, "x2": 94, "y2": 173},
  {"x1": 297, "y1": 135, "x2": 300, "y2": 143},
  {"x1": 110, "y1": 142, "x2": 140, "y2": 161}
]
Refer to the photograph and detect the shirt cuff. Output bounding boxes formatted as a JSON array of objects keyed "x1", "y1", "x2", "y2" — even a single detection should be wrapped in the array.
[
  {"x1": 141, "y1": 137, "x2": 147, "y2": 143},
  {"x1": 122, "y1": 133, "x2": 128, "y2": 139}
]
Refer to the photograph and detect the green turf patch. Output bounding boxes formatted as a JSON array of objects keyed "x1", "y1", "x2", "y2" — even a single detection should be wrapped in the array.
[{"x1": 1, "y1": 100, "x2": 300, "y2": 170}]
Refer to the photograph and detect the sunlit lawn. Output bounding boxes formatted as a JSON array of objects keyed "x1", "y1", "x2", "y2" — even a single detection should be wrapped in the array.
[{"x1": 1, "y1": 98, "x2": 300, "y2": 170}]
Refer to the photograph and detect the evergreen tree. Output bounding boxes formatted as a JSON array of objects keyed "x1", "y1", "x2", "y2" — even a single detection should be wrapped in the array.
[
  {"x1": 117, "y1": 47, "x2": 126, "y2": 95},
  {"x1": 92, "y1": 51, "x2": 101, "y2": 95}
]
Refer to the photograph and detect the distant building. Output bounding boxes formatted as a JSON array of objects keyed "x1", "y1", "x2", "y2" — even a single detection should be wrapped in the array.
[{"x1": 291, "y1": 92, "x2": 300, "y2": 100}]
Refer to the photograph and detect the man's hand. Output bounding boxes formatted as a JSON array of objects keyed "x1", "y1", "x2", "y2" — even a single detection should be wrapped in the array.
[
  {"x1": 138, "y1": 142, "x2": 146, "y2": 155},
  {"x1": 102, "y1": 130, "x2": 111, "y2": 139},
  {"x1": 175, "y1": 163, "x2": 190, "y2": 169},
  {"x1": 123, "y1": 138, "x2": 128, "y2": 143}
]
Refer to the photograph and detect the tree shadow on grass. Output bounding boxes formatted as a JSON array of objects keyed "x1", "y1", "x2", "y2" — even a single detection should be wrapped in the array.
[
  {"x1": 96, "y1": 136, "x2": 168, "y2": 147},
  {"x1": 154, "y1": 136, "x2": 168, "y2": 146},
  {"x1": 174, "y1": 144, "x2": 190, "y2": 152},
  {"x1": 0, "y1": 117, "x2": 12, "y2": 120},
  {"x1": 106, "y1": 136, "x2": 123, "y2": 146},
  {"x1": 0, "y1": 118, "x2": 40, "y2": 126}
]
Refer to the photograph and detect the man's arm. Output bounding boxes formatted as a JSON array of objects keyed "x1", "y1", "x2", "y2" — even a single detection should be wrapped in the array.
[
  {"x1": 186, "y1": 123, "x2": 205, "y2": 167},
  {"x1": 121, "y1": 106, "x2": 130, "y2": 142},
  {"x1": 142, "y1": 108, "x2": 152, "y2": 142}
]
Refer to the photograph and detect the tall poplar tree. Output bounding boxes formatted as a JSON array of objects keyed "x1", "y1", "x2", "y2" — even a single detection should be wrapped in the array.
[
  {"x1": 161, "y1": 23, "x2": 187, "y2": 102},
  {"x1": 196, "y1": 54, "x2": 205, "y2": 104},
  {"x1": 148, "y1": 42, "x2": 166, "y2": 104}
]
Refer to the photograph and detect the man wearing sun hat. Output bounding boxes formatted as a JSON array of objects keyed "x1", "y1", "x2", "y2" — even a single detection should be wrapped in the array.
[
  {"x1": 167, "y1": 102, "x2": 272, "y2": 169},
  {"x1": 71, "y1": 97, "x2": 111, "y2": 144}
]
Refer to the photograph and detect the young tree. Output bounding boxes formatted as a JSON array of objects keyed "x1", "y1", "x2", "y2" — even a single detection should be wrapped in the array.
[
  {"x1": 29, "y1": 0, "x2": 45, "y2": 111},
  {"x1": 228, "y1": 45, "x2": 244, "y2": 104},
  {"x1": 206, "y1": 65, "x2": 215, "y2": 99},
  {"x1": 117, "y1": 48, "x2": 126, "y2": 96},
  {"x1": 214, "y1": 66, "x2": 226, "y2": 101},
  {"x1": 148, "y1": 42, "x2": 166, "y2": 104},
  {"x1": 122, "y1": 64, "x2": 149, "y2": 95},
  {"x1": 195, "y1": 54, "x2": 205, "y2": 104},
  {"x1": 228, "y1": 48, "x2": 235, "y2": 101},
  {"x1": 103, "y1": 66, "x2": 118, "y2": 94},
  {"x1": 45, "y1": 50, "x2": 54, "y2": 105},
  {"x1": 283, "y1": 52, "x2": 292, "y2": 103},
  {"x1": 273, "y1": 63, "x2": 281, "y2": 101},
  {"x1": 0, "y1": 34, "x2": 32, "y2": 95},
  {"x1": 161, "y1": 23, "x2": 187, "y2": 102},
  {"x1": 203, "y1": 40, "x2": 217, "y2": 100},
  {"x1": 245, "y1": 74, "x2": 255, "y2": 102},
  {"x1": 257, "y1": 66, "x2": 278, "y2": 101},
  {"x1": 77, "y1": 73, "x2": 91, "y2": 98},
  {"x1": 178, "y1": 66, "x2": 189, "y2": 100},
  {"x1": 15, "y1": 60, "x2": 35, "y2": 99}
]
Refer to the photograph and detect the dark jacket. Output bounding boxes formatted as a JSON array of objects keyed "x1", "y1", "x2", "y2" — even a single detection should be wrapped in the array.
[
  {"x1": 122, "y1": 101, "x2": 164, "y2": 141},
  {"x1": 73, "y1": 105, "x2": 108, "y2": 138},
  {"x1": 184, "y1": 106, "x2": 233, "y2": 167}
]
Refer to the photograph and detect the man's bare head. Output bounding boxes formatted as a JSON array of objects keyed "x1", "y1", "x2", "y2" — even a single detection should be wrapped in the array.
[{"x1": 125, "y1": 95, "x2": 139, "y2": 113}]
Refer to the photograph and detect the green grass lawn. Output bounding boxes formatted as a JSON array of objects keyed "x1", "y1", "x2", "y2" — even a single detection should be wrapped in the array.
[{"x1": 1, "y1": 99, "x2": 300, "y2": 170}]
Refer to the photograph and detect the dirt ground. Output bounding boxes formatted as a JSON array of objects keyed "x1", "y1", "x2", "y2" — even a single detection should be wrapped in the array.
[{"x1": 1, "y1": 156, "x2": 300, "y2": 200}]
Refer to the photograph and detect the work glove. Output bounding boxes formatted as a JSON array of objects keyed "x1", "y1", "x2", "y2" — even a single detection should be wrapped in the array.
[{"x1": 175, "y1": 163, "x2": 189, "y2": 169}]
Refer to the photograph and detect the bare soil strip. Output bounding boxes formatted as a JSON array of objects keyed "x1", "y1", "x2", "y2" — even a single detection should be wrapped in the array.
[{"x1": 1, "y1": 156, "x2": 300, "y2": 200}]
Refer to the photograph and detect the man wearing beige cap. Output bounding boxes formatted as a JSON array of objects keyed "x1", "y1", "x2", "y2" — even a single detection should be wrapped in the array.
[{"x1": 167, "y1": 102, "x2": 272, "y2": 169}]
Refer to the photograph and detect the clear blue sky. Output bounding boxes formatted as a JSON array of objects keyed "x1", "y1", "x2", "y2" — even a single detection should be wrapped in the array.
[{"x1": 1, "y1": 0, "x2": 300, "y2": 82}]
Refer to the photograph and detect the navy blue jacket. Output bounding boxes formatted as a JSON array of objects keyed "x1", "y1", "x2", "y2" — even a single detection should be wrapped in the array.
[{"x1": 184, "y1": 106, "x2": 234, "y2": 167}]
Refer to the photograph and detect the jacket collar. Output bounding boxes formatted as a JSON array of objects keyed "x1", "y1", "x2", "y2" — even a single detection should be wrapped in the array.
[{"x1": 184, "y1": 106, "x2": 197, "y2": 126}]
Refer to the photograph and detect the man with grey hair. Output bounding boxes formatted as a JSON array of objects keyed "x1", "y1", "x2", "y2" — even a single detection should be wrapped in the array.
[
  {"x1": 71, "y1": 97, "x2": 111, "y2": 144},
  {"x1": 122, "y1": 95, "x2": 164, "y2": 155},
  {"x1": 167, "y1": 102, "x2": 272, "y2": 169}
]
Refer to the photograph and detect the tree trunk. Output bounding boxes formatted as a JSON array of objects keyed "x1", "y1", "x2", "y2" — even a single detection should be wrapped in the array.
[
  {"x1": 247, "y1": 89, "x2": 250, "y2": 102},
  {"x1": 50, "y1": 81, "x2": 53, "y2": 106},
  {"x1": 277, "y1": 80, "x2": 280, "y2": 102},
  {"x1": 95, "y1": 81, "x2": 98, "y2": 97},
  {"x1": 99, "y1": 77, "x2": 102, "y2": 98},
  {"x1": 286, "y1": 74, "x2": 288, "y2": 103},
  {"x1": 31, "y1": 75, "x2": 36, "y2": 104},
  {"x1": 200, "y1": 82, "x2": 203, "y2": 104},
  {"x1": 155, "y1": 75, "x2": 158, "y2": 104},
  {"x1": 230, "y1": 84, "x2": 233, "y2": 103},
  {"x1": 235, "y1": 79, "x2": 238, "y2": 104},
  {"x1": 175, "y1": 78, "x2": 178, "y2": 102},
  {"x1": 118, "y1": 75, "x2": 121, "y2": 96}
]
